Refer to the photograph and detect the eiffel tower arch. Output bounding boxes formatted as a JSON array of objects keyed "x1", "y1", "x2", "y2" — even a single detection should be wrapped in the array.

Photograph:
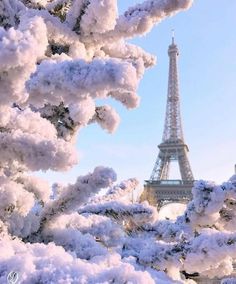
[{"x1": 141, "y1": 34, "x2": 194, "y2": 209}]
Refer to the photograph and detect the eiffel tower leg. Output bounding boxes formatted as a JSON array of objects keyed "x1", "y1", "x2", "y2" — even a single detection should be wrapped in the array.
[
  {"x1": 150, "y1": 153, "x2": 171, "y2": 180},
  {"x1": 150, "y1": 156, "x2": 161, "y2": 180},
  {"x1": 178, "y1": 151, "x2": 194, "y2": 181},
  {"x1": 160, "y1": 158, "x2": 170, "y2": 179}
]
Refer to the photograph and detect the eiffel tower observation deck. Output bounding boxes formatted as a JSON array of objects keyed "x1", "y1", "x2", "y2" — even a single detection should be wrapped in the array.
[{"x1": 141, "y1": 33, "x2": 194, "y2": 208}]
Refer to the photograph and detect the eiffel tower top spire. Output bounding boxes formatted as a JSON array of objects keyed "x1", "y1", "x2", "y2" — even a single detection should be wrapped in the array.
[
  {"x1": 172, "y1": 28, "x2": 175, "y2": 44},
  {"x1": 162, "y1": 31, "x2": 184, "y2": 143},
  {"x1": 150, "y1": 34, "x2": 194, "y2": 181}
]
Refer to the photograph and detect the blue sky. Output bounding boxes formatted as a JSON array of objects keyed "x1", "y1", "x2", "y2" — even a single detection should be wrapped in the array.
[{"x1": 44, "y1": 0, "x2": 236, "y2": 187}]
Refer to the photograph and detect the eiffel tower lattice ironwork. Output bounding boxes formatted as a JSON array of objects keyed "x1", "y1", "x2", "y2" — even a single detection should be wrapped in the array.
[{"x1": 150, "y1": 34, "x2": 194, "y2": 182}]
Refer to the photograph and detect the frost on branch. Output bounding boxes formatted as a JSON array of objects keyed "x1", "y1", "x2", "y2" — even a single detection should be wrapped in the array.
[
  {"x1": 0, "y1": 16, "x2": 47, "y2": 105},
  {"x1": 0, "y1": 0, "x2": 198, "y2": 283},
  {"x1": 79, "y1": 0, "x2": 193, "y2": 44},
  {"x1": 40, "y1": 166, "x2": 117, "y2": 226},
  {"x1": 0, "y1": 238, "x2": 156, "y2": 284},
  {"x1": 27, "y1": 59, "x2": 139, "y2": 107}
]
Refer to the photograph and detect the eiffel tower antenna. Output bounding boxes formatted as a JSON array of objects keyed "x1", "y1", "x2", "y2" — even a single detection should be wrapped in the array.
[
  {"x1": 172, "y1": 28, "x2": 175, "y2": 44},
  {"x1": 150, "y1": 33, "x2": 194, "y2": 182}
]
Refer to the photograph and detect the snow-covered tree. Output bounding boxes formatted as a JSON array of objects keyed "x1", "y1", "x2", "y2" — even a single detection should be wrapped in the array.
[{"x1": 4, "y1": 0, "x2": 236, "y2": 283}]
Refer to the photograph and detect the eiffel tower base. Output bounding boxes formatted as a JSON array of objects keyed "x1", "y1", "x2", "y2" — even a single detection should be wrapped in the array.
[{"x1": 140, "y1": 179, "x2": 193, "y2": 209}]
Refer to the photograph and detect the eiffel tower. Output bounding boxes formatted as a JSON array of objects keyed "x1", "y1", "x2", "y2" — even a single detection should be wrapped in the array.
[{"x1": 141, "y1": 34, "x2": 194, "y2": 208}]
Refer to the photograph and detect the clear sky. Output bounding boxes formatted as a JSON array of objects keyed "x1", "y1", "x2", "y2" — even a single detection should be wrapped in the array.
[{"x1": 43, "y1": 0, "x2": 236, "y2": 187}]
